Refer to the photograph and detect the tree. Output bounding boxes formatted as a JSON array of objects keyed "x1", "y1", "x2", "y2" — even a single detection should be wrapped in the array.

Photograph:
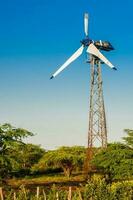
[
  {"x1": 0, "y1": 123, "x2": 33, "y2": 151},
  {"x1": 0, "y1": 123, "x2": 34, "y2": 177},
  {"x1": 92, "y1": 143, "x2": 133, "y2": 180},
  {"x1": 32, "y1": 146, "x2": 85, "y2": 177},
  {"x1": 123, "y1": 129, "x2": 133, "y2": 148},
  {"x1": 14, "y1": 143, "x2": 45, "y2": 171}
]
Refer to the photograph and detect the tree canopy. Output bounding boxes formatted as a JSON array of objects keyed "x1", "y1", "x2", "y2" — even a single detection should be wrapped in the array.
[
  {"x1": 0, "y1": 123, "x2": 33, "y2": 152},
  {"x1": 123, "y1": 129, "x2": 133, "y2": 148},
  {"x1": 32, "y1": 146, "x2": 85, "y2": 177},
  {"x1": 92, "y1": 142, "x2": 133, "y2": 180},
  {"x1": 0, "y1": 124, "x2": 36, "y2": 177}
]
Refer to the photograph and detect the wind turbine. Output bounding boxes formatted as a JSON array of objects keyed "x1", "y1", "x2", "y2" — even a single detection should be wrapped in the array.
[
  {"x1": 50, "y1": 13, "x2": 116, "y2": 79},
  {"x1": 50, "y1": 13, "x2": 116, "y2": 172}
]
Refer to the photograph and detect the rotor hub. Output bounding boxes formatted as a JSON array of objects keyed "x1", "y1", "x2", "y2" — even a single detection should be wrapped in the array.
[{"x1": 81, "y1": 38, "x2": 92, "y2": 47}]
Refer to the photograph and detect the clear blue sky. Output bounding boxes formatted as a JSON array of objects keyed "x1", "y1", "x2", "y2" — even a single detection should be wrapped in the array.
[{"x1": 0, "y1": 0, "x2": 133, "y2": 149}]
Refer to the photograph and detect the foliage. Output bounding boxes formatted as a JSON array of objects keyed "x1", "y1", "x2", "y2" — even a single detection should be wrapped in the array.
[
  {"x1": 92, "y1": 143, "x2": 133, "y2": 180},
  {"x1": 32, "y1": 146, "x2": 85, "y2": 177},
  {"x1": 82, "y1": 179, "x2": 133, "y2": 200},
  {"x1": 83, "y1": 179, "x2": 110, "y2": 199},
  {"x1": 0, "y1": 123, "x2": 34, "y2": 177},
  {"x1": 4, "y1": 180, "x2": 133, "y2": 200},
  {"x1": 12, "y1": 143, "x2": 45, "y2": 172},
  {"x1": 110, "y1": 181, "x2": 133, "y2": 200},
  {"x1": 123, "y1": 129, "x2": 133, "y2": 148},
  {"x1": 0, "y1": 123, "x2": 33, "y2": 151}
]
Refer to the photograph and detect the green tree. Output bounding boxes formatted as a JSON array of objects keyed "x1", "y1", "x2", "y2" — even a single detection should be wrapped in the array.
[
  {"x1": 14, "y1": 143, "x2": 45, "y2": 171},
  {"x1": 0, "y1": 123, "x2": 33, "y2": 151},
  {"x1": 32, "y1": 146, "x2": 85, "y2": 177},
  {"x1": 123, "y1": 129, "x2": 133, "y2": 148},
  {"x1": 92, "y1": 143, "x2": 133, "y2": 180},
  {"x1": 0, "y1": 123, "x2": 33, "y2": 177}
]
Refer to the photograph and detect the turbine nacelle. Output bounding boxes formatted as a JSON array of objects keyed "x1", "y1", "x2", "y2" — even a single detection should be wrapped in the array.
[
  {"x1": 81, "y1": 39, "x2": 114, "y2": 51},
  {"x1": 94, "y1": 41, "x2": 114, "y2": 51}
]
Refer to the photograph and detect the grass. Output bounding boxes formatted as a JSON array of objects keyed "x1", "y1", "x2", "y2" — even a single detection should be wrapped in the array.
[{"x1": 7, "y1": 173, "x2": 85, "y2": 188}]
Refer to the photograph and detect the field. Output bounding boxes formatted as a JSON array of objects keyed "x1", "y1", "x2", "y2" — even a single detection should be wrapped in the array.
[{"x1": 1, "y1": 175, "x2": 133, "y2": 200}]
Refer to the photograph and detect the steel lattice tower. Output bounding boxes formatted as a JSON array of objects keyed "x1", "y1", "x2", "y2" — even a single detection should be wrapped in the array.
[
  {"x1": 85, "y1": 55, "x2": 108, "y2": 173},
  {"x1": 88, "y1": 55, "x2": 107, "y2": 148}
]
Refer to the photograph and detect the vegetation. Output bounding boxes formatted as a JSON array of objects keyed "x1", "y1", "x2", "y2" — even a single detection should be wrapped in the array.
[
  {"x1": 0, "y1": 123, "x2": 44, "y2": 178},
  {"x1": 2, "y1": 179, "x2": 133, "y2": 200},
  {"x1": 92, "y1": 143, "x2": 133, "y2": 180},
  {"x1": 0, "y1": 123, "x2": 133, "y2": 199},
  {"x1": 123, "y1": 129, "x2": 133, "y2": 148},
  {"x1": 0, "y1": 123, "x2": 33, "y2": 177},
  {"x1": 32, "y1": 146, "x2": 85, "y2": 177}
]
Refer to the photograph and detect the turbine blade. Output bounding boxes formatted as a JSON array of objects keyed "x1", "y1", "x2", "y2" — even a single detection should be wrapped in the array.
[
  {"x1": 87, "y1": 43, "x2": 117, "y2": 70},
  {"x1": 50, "y1": 45, "x2": 84, "y2": 79},
  {"x1": 84, "y1": 13, "x2": 89, "y2": 37}
]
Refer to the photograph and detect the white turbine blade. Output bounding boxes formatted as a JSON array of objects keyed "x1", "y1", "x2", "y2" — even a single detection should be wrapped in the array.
[
  {"x1": 50, "y1": 45, "x2": 84, "y2": 79},
  {"x1": 84, "y1": 13, "x2": 89, "y2": 37},
  {"x1": 87, "y1": 43, "x2": 117, "y2": 70}
]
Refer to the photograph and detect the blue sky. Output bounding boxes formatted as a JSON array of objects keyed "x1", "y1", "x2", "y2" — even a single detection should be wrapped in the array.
[{"x1": 0, "y1": 0, "x2": 133, "y2": 149}]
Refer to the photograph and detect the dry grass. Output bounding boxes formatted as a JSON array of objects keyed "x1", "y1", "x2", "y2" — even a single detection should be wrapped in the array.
[{"x1": 7, "y1": 174, "x2": 85, "y2": 188}]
